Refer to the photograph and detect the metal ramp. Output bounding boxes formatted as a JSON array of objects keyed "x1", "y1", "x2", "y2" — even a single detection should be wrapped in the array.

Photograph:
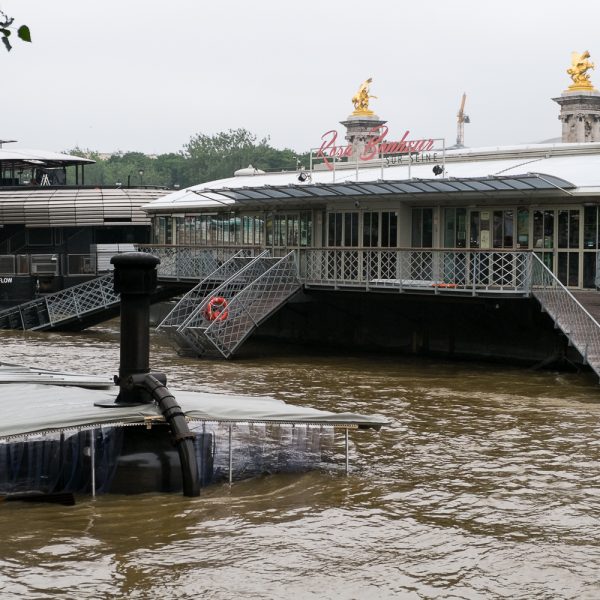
[
  {"x1": 157, "y1": 249, "x2": 264, "y2": 352},
  {"x1": 0, "y1": 274, "x2": 118, "y2": 331},
  {"x1": 531, "y1": 254, "x2": 600, "y2": 380},
  {"x1": 159, "y1": 251, "x2": 301, "y2": 358}
]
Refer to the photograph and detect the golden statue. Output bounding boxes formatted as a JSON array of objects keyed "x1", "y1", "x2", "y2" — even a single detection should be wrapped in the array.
[
  {"x1": 567, "y1": 51, "x2": 596, "y2": 91},
  {"x1": 351, "y1": 78, "x2": 377, "y2": 116}
]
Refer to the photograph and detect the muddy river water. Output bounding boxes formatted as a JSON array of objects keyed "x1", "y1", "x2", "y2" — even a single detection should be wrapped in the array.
[{"x1": 1, "y1": 324, "x2": 599, "y2": 599}]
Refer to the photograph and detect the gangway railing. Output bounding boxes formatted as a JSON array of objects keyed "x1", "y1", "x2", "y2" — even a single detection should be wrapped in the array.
[
  {"x1": 138, "y1": 245, "x2": 262, "y2": 281},
  {"x1": 299, "y1": 248, "x2": 531, "y2": 295},
  {"x1": 157, "y1": 250, "x2": 268, "y2": 354},
  {"x1": 174, "y1": 251, "x2": 300, "y2": 358},
  {"x1": 531, "y1": 253, "x2": 600, "y2": 380},
  {"x1": 0, "y1": 274, "x2": 117, "y2": 331}
]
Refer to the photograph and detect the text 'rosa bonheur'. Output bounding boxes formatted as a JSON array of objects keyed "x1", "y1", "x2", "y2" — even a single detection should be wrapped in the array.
[{"x1": 317, "y1": 125, "x2": 435, "y2": 170}]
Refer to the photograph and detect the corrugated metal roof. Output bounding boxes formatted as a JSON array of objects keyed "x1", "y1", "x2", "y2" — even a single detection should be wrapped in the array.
[{"x1": 0, "y1": 188, "x2": 169, "y2": 227}]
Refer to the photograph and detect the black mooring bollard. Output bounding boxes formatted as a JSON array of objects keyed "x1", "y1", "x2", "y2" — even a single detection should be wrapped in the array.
[{"x1": 111, "y1": 251, "x2": 160, "y2": 405}]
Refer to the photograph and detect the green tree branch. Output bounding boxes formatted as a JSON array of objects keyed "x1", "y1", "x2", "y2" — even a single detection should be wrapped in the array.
[{"x1": 1, "y1": 10, "x2": 31, "y2": 51}]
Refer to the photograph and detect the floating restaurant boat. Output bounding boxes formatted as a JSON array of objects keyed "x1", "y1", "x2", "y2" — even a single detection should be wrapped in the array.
[
  {"x1": 0, "y1": 253, "x2": 386, "y2": 505},
  {"x1": 0, "y1": 144, "x2": 169, "y2": 307},
  {"x1": 132, "y1": 67, "x2": 600, "y2": 380},
  {"x1": 4, "y1": 61, "x2": 600, "y2": 381}
]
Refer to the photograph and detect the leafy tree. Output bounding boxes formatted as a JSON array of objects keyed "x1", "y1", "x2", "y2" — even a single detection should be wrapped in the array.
[
  {"x1": 65, "y1": 129, "x2": 309, "y2": 189},
  {"x1": 0, "y1": 10, "x2": 31, "y2": 51}
]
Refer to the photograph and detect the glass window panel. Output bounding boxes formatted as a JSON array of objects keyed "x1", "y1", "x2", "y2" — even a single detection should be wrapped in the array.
[
  {"x1": 517, "y1": 208, "x2": 529, "y2": 248},
  {"x1": 584, "y1": 206, "x2": 597, "y2": 249},
  {"x1": 470, "y1": 211, "x2": 480, "y2": 248},
  {"x1": 504, "y1": 210, "x2": 514, "y2": 248},
  {"x1": 533, "y1": 210, "x2": 543, "y2": 248},
  {"x1": 409, "y1": 182, "x2": 438, "y2": 192},
  {"x1": 363, "y1": 212, "x2": 379, "y2": 247},
  {"x1": 568, "y1": 252, "x2": 579, "y2": 287},
  {"x1": 422, "y1": 209, "x2": 433, "y2": 248},
  {"x1": 456, "y1": 208, "x2": 466, "y2": 248},
  {"x1": 362, "y1": 184, "x2": 392, "y2": 194},
  {"x1": 558, "y1": 210, "x2": 569, "y2": 248},
  {"x1": 287, "y1": 215, "x2": 299, "y2": 246},
  {"x1": 569, "y1": 210, "x2": 580, "y2": 249},
  {"x1": 462, "y1": 181, "x2": 494, "y2": 191},
  {"x1": 175, "y1": 216, "x2": 184, "y2": 245},
  {"x1": 301, "y1": 186, "x2": 336, "y2": 196},
  {"x1": 329, "y1": 186, "x2": 363, "y2": 196},
  {"x1": 387, "y1": 212, "x2": 397, "y2": 248},
  {"x1": 557, "y1": 252, "x2": 567, "y2": 285},
  {"x1": 493, "y1": 211, "x2": 503, "y2": 248},
  {"x1": 165, "y1": 217, "x2": 173, "y2": 245},
  {"x1": 260, "y1": 189, "x2": 290, "y2": 199},
  {"x1": 444, "y1": 208, "x2": 455, "y2": 248},
  {"x1": 484, "y1": 180, "x2": 513, "y2": 190},
  {"x1": 328, "y1": 213, "x2": 342, "y2": 246},
  {"x1": 344, "y1": 212, "x2": 359, "y2": 247},
  {"x1": 266, "y1": 215, "x2": 273, "y2": 246},
  {"x1": 584, "y1": 252, "x2": 596, "y2": 288},
  {"x1": 412, "y1": 209, "x2": 422, "y2": 247},
  {"x1": 300, "y1": 212, "x2": 311, "y2": 247},
  {"x1": 281, "y1": 188, "x2": 311, "y2": 197},
  {"x1": 543, "y1": 210, "x2": 554, "y2": 249},
  {"x1": 239, "y1": 190, "x2": 269, "y2": 199},
  {"x1": 508, "y1": 179, "x2": 535, "y2": 190}
]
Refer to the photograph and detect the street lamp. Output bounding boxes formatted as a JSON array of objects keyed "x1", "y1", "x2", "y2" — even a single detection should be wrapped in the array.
[{"x1": 138, "y1": 169, "x2": 144, "y2": 186}]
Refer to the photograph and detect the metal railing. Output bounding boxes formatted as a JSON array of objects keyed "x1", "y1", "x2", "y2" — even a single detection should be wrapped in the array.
[
  {"x1": 158, "y1": 249, "x2": 259, "y2": 332},
  {"x1": 0, "y1": 274, "x2": 117, "y2": 330},
  {"x1": 531, "y1": 253, "x2": 600, "y2": 378},
  {"x1": 138, "y1": 245, "x2": 262, "y2": 280},
  {"x1": 299, "y1": 248, "x2": 531, "y2": 294},
  {"x1": 174, "y1": 252, "x2": 300, "y2": 358}
]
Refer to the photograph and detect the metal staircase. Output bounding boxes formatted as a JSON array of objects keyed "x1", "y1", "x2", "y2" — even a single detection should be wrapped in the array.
[
  {"x1": 157, "y1": 249, "x2": 264, "y2": 352},
  {"x1": 158, "y1": 251, "x2": 301, "y2": 358},
  {"x1": 0, "y1": 274, "x2": 118, "y2": 331},
  {"x1": 531, "y1": 254, "x2": 600, "y2": 380}
]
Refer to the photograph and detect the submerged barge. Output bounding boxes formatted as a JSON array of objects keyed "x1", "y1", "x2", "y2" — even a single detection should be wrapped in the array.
[{"x1": 0, "y1": 253, "x2": 385, "y2": 504}]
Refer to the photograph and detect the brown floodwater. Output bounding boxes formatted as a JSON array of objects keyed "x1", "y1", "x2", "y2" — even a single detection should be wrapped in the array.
[{"x1": 1, "y1": 323, "x2": 600, "y2": 599}]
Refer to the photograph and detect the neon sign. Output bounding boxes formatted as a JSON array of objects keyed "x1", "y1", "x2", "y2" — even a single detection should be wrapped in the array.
[{"x1": 316, "y1": 125, "x2": 435, "y2": 171}]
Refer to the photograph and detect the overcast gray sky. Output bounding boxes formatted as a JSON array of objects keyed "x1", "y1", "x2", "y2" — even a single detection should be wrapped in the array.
[{"x1": 3, "y1": 0, "x2": 600, "y2": 155}]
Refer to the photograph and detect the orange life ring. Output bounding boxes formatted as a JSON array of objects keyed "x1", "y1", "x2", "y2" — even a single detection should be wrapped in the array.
[
  {"x1": 431, "y1": 283, "x2": 458, "y2": 288},
  {"x1": 204, "y1": 296, "x2": 229, "y2": 321}
]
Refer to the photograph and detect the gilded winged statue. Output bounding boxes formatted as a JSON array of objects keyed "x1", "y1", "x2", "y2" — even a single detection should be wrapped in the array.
[
  {"x1": 352, "y1": 78, "x2": 377, "y2": 115},
  {"x1": 567, "y1": 51, "x2": 595, "y2": 89}
]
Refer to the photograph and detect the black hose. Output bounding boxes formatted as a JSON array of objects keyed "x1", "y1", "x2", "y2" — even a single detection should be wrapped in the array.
[{"x1": 141, "y1": 374, "x2": 200, "y2": 497}]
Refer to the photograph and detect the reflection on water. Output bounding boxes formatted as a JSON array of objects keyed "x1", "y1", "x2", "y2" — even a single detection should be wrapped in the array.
[{"x1": 1, "y1": 323, "x2": 600, "y2": 599}]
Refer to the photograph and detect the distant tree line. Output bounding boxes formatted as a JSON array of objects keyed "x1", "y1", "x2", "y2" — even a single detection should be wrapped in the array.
[{"x1": 67, "y1": 129, "x2": 310, "y2": 189}]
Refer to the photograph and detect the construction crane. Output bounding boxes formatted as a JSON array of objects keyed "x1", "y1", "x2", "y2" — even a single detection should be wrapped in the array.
[{"x1": 456, "y1": 93, "x2": 470, "y2": 148}]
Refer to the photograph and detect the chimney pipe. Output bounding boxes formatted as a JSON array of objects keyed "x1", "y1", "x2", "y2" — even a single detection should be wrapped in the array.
[{"x1": 111, "y1": 251, "x2": 160, "y2": 404}]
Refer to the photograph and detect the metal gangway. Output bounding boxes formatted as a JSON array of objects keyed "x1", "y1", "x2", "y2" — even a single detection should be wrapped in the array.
[
  {"x1": 0, "y1": 274, "x2": 118, "y2": 331},
  {"x1": 157, "y1": 250, "x2": 301, "y2": 358},
  {"x1": 531, "y1": 253, "x2": 600, "y2": 380}
]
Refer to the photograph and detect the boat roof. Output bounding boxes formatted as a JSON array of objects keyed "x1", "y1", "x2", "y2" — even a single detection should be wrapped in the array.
[
  {"x1": 0, "y1": 362, "x2": 113, "y2": 388},
  {"x1": 143, "y1": 142, "x2": 600, "y2": 212},
  {"x1": 0, "y1": 382, "x2": 388, "y2": 440},
  {"x1": 0, "y1": 148, "x2": 94, "y2": 169}
]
